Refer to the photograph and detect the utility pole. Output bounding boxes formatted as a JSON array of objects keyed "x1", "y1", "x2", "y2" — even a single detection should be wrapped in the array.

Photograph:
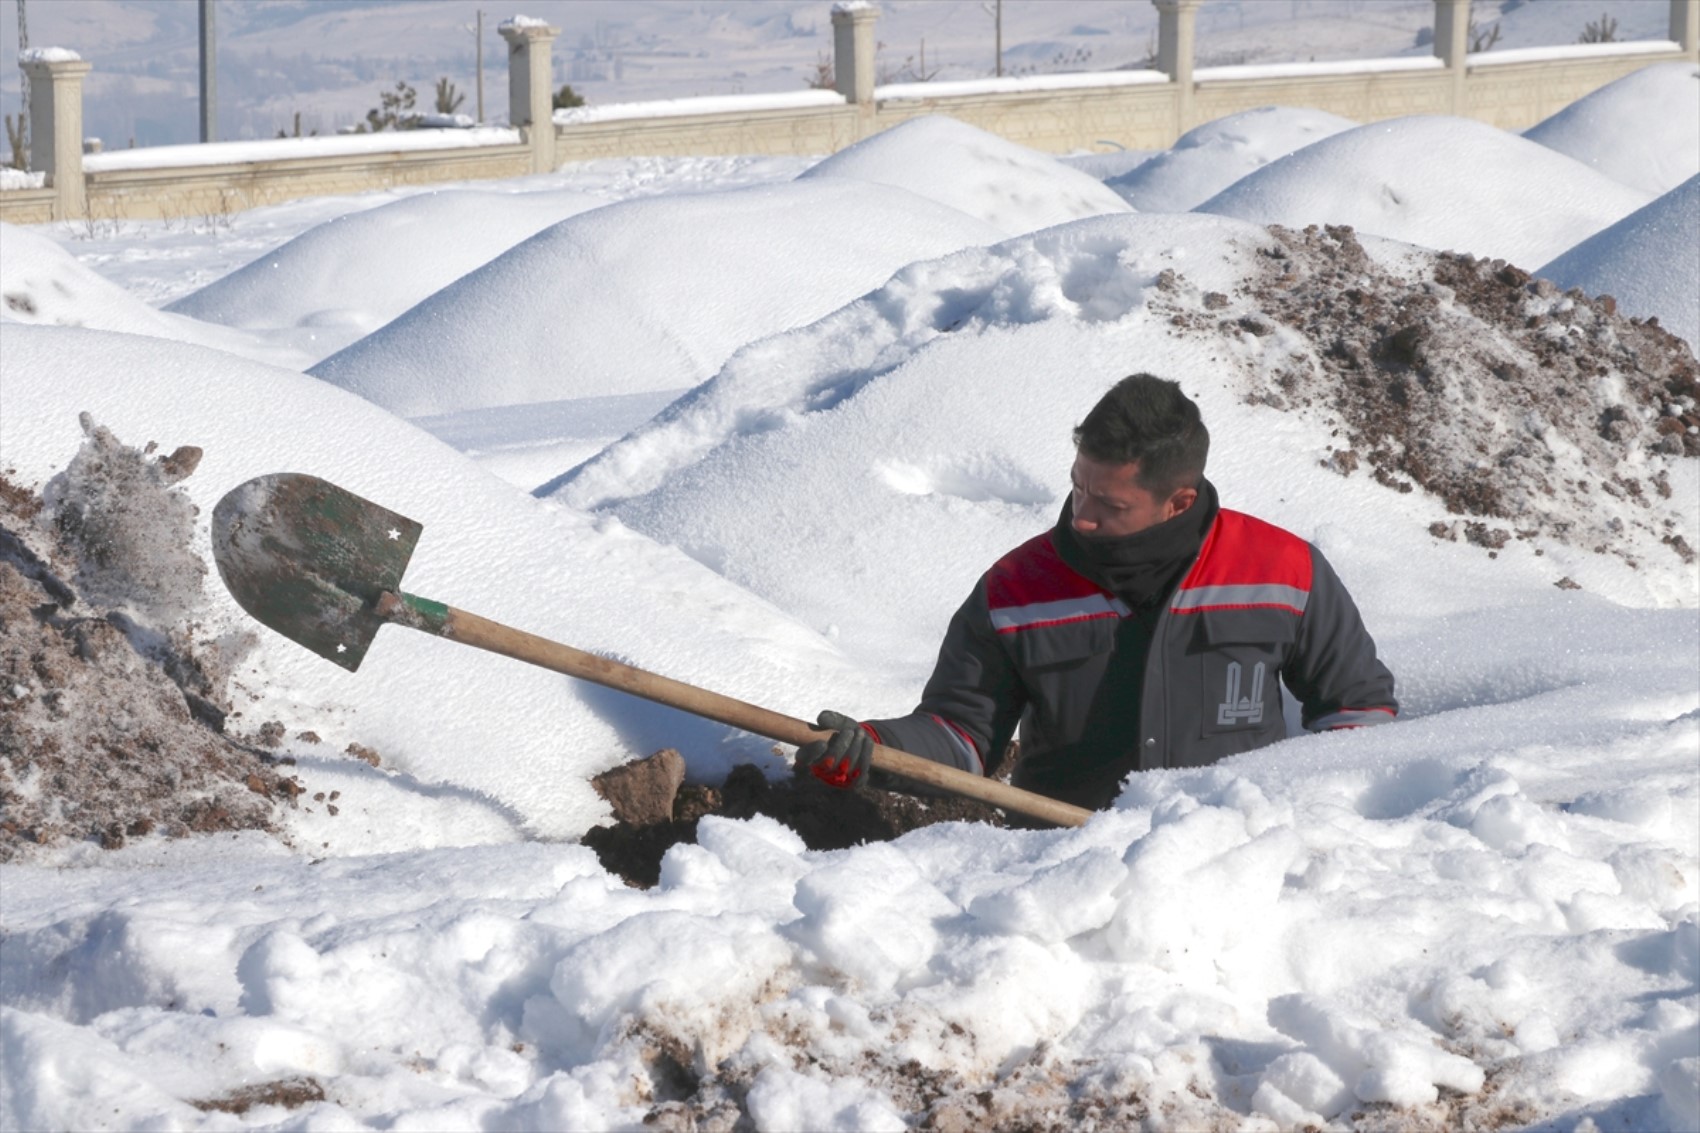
[
  {"x1": 476, "y1": 10, "x2": 484, "y2": 123},
  {"x1": 995, "y1": 0, "x2": 1003, "y2": 76},
  {"x1": 199, "y1": 0, "x2": 217, "y2": 142},
  {"x1": 12, "y1": 0, "x2": 28, "y2": 166}
]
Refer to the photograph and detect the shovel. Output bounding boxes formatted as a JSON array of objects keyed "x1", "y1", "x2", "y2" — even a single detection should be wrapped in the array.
[{"x1": 210, "y1": 473, "x2": 1091, "y2": 829}]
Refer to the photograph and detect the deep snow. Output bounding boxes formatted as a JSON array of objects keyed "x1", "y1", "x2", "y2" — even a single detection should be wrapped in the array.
[{"x1": 2, "y1": 54, "x2": 1698, "y2": 1133}]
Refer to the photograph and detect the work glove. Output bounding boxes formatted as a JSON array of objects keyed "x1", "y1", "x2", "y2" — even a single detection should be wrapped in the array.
[{"x1": 800, "y1": 710, "x2": 873, "y2": 790}]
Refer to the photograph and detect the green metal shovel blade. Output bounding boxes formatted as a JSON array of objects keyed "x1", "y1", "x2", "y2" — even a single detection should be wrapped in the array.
[{"x1": 211, "y1": 473, "x2": 422, "y2": 672}]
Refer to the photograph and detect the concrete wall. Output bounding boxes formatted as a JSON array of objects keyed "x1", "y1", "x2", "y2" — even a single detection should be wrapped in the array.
[{"x1": 4, "y1": 0, "x2": 1696, "y2": 226}]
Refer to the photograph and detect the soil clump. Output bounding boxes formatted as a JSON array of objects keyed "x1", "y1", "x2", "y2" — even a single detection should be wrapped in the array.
[{"x1": 584, "y1": 747, "x2": 1018, "y2": 888}]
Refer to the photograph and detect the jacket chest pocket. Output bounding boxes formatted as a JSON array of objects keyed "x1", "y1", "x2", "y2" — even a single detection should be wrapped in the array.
[
  {"x1": 1190, "y1": 610, "x2": 1296, "y2": 739},
  {"x1": 1010, "y1": 616, "x2": 1117, "y2": 673}
]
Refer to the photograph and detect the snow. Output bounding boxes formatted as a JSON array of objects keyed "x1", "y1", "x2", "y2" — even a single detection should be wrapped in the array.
[
  {"x1": 81, "y1": 128, "x2": 525, "y2": 173},
  {"x1": 555, "y1": 90, "x2": 845, "y2": 126},
  {"x1": 1196, "y1": 114, "x2": 1655, "y2": 269},
  {"x1": 874, "y1": 69, "x2": 1169, "y2": 101},
  {"x1": 164, "y1": 188, "x2": 609, "y2": 366},
  {"x1": 16, "y1": 46, "x2": 81, "y2": 63},
  {"x1": 3, "y1": 55, "x2": 1699, "y2": 1133},
  {"x1": 306, "y1": 177, "x2": 1003, "y2": 421},
  {"x1": 1107, "y1": 106, "x2": 1361, "y2": 214},
  {"x1": 1538, "y1": 175, "x2": 1700, "y2": 354},
  {"x1": 1523, "y1": 62, "x2": 1700, "y2": 197},
  {"x1": 798, "y1": 114, "x2": 1132, "y2": 237},
  {"x1": 1194, "y1": 55, "x2": 1445, "y2": 81}
]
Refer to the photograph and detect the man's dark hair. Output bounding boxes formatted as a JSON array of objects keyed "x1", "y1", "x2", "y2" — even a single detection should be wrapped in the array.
[{"x1": 1073, "y1": 374, "x2": 1209, "y2": 495}]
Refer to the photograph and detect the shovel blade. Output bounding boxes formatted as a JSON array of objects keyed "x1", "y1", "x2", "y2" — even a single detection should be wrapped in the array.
[{"x1": 211, "y1": 473, "x2": 422, "y2": 672}]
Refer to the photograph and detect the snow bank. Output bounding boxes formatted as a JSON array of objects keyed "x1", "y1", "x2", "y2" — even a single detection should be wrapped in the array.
[
  {"x1": 1538, "y1": 174, "x2": 1700, "y2": 353},
  {"x1": 1196, "y1": 115, "x2": 1653, "y2": 268},
  {"x1": 1, "y1": 327, "x2": 906, "y2": 839},
  {"x1": 0, "y1": 223, "x2": 310, "y2": 370},
  {"x1": 1106, "y1": 105, "x2": 1359, "y2": 214},
  {"x1": 307, "y1": 180, "x2": 1002, "y2": 416},
  {"x1": 3, "y1": 663, "x2": 1694, "y2": 1129},
  {"x1": 166, "y1": 189, "x2": 608, "y2": 365},
  {"x1": 552, "y1": 212, "x2": 1698, "y2": 682},
  {"x1": 798, "y1": 115, "x2": 1133, "y2": 237},
  {"x1": 1523, "y1": 62, "x2": 1700, "y2": 197}
]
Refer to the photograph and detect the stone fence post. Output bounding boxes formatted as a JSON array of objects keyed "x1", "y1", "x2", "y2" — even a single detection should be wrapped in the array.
[
  {"x1": 1674, "y1": 0, "x2": 1700, "y2": 56},
  {"x1": 21, "y1": 50, "x2": 90, "y2": 220},
  {"x1": 1433, "y1": 0, "x2": 1471, "y2": 113},
  {"x1": 1153, "y1": 0, "x2": 1202, "y2": 137},
  {"x1": 499, "y1": 17, "x2": 559, "y2": 173},
  {"x1": 832, "y1": 1, "x2": 877, "y2": 105}
]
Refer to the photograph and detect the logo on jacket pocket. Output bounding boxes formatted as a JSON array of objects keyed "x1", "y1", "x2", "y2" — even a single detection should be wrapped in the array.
[{"x1": 1217, "y1": 661, "x2": 1266, "y2": 726}]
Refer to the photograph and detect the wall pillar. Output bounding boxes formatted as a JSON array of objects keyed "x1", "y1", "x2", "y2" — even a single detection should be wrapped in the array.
[
  {"x1": 1434, "y1": 0, "x2": 1471, "y2": 114},
  {"x1": 21, "y1": 52, "x2": 91, "y2": 221},
  {"x1": 831, "y1": 2, "x2": 878, "y2": 105},
  {"x1": 1673, "y1": 0, "x2": 1700, "y2": 57},
  {"x1": 1154, "y1": 0, "x2": 1202, "y2": 139},
  {"x1": 499, "y1": 18, "x2": 559, "y2": 173}
]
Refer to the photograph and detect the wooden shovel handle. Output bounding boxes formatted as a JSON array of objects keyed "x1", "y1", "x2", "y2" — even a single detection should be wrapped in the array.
[{"x1": 377, "y1": 591, "x2": 1091, "y2": 829}]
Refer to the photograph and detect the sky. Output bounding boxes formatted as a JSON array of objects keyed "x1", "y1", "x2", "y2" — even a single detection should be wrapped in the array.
[
  {"x1": 0, "y1": 0, "x2": 1684, "y2": 148},
  {"x1": 1, "y1": 25, "x2": 1699, "y2": 1133}
]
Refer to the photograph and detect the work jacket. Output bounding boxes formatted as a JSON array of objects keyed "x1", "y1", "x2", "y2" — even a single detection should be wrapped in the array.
[{"x1": 867, "y1": 508, "x2": 1397, "y2": 810}]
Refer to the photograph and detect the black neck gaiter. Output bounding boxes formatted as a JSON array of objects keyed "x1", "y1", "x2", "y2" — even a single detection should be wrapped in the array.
[{"x1": 1052, "y1": 478, "x2": 1219, "y2": 609}]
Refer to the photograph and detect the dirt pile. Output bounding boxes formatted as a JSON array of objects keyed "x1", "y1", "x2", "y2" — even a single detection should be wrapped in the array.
[
  {"x1": 1171, "y1": 223, "x2": 1698, "y2": 568},
  {"x1": 0, "y1": 418, "x2": 305, "y2": 861},
  {"x1": 583, "y1": 748, "x2": 1017, "y2": 888}
]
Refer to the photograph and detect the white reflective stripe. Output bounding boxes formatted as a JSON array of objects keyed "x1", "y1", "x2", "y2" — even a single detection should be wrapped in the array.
[
  {"x1": 1309, "y1": 708, "x2": 1395, "y2": 730},
  {"x1": 989, "y1": 593, "x2": 1130, "y2": 632},
  {"x1": 1171, "y1": 583, "x2": 1310, "y2": 612}
]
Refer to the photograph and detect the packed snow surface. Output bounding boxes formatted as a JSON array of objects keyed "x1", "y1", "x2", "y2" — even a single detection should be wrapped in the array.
[
  {"x1": 1106, "y1": 106, "x2": 1360, "y2": 214},
  {"x1": 166, "y1": 189, "x2": 608, "y2": 365},
  {"x1": 1523, "y1": 61, "x2": 1700, "y2": 196},
  {"x1": 1538, "y1": 174, "x2": 1700, "y2": 353},
  {"x1": 798, "y1": 114, "x2": 1133, "y2": 236},
  {"x1": 307, "y1": 179, "x2": 1002, "y2": 417},
  {"x1": 1197, "y1": 115, "x2": 1654, "y2": 269},
  {"x1": 2, "y1": 60, "x2": 1698, "y2": 1133}
]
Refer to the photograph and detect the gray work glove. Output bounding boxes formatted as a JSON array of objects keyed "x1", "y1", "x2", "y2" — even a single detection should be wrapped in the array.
[{"x1": 799, "y1": 710, "x2": 873, "y2": 790}]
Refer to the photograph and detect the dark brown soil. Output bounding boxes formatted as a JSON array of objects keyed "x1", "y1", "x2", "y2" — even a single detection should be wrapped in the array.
[
  {"x1": 583, "y1": 750, "x2": 1018, "y2": 888},
  {"x1": 189, "y1": 1077, "x2": 326, "y2": 1114},
  {"x1": 0, "y1": 424, "x2": 309, "y2": 862},
  {"x1": 1180, "y1": 223, "x2": 1698, "y2": 568}
]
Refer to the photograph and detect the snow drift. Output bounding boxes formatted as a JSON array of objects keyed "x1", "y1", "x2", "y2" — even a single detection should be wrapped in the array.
[
  {"x1": 166, "y1": 188, "x2": 608, "y2": 364},
  {"x1": 1106, "y1": 105, "x2": 1359, "y2": 214},
  {"x1": 1538, "y1": 173, "x2": 1700, "y2": 353},
  {"x1": 1196, "y1": 115, "x2": 1653, "y2": 268},
  {"x1": 1523, "y1": 61, "x2": 1700, "y2": 196},
  {"x1": 307, "y1": 180, "x2": 1002, "y2": 417},
  {"x1": 798, "y1": 114, "x2": 1134, "y2": 236}
]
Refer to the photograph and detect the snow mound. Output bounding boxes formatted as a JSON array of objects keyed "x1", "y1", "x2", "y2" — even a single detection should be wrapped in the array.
[
  {"x1": 3, "y1": 326, "x2": 904, "y2": 840},
  {"x1": 1196, "y1": 115, "x2": 1653, "y2": 268},
  {"x1": 798, "y1": 114, "x2": 1133, "y2": 236},
  {"x1": 1523, "y1": 62, "x2": 1700, "y2": 197},
  {"x1": 551, "y1": 212, "x2": 1697, "y2": 674},
  {"x1": 0, "y1": 223, "x2": 308, "y2": 369},
  {"x1": 307, "y1": 180, "x2": 1002, "y2": 417},
  {"x1": 1538, "y1": 174, "x2": 1700, "y2": 353},
  {"x1": 167, "y1": 189, "x2": 607, "y2": 364},
  {"x1": 1107, "y1": 105, "x2": 1359, "y2": 214}
]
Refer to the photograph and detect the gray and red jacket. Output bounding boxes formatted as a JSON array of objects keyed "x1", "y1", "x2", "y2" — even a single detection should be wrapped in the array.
[{"x1": 865, "y1": 509, "x2": 1397, "y2": 810}]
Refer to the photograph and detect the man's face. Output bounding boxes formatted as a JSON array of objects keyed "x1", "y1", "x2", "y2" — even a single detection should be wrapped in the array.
[{"x1": 1069, "y1": 452, "x2": 1198, "y2": 540}]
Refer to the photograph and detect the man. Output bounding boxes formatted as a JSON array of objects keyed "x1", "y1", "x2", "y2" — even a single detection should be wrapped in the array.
[{"x1": 802, "y1": 373, "x2": 1397, "y2": 812}]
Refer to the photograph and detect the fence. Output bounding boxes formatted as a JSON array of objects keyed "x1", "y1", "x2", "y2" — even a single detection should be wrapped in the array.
[{"x1": 3, "y1": 0, "x2": 1696, "y2": 225}]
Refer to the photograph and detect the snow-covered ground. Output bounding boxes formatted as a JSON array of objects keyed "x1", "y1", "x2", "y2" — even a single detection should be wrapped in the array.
[{"x1": 2, "y1": 56, "x2": 1699, "y2": 1133}]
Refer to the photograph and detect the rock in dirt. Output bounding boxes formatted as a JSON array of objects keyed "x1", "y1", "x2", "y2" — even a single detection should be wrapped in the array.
[{"x1": 593, "y1": 746, "x2": 687, "y2": 826}]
